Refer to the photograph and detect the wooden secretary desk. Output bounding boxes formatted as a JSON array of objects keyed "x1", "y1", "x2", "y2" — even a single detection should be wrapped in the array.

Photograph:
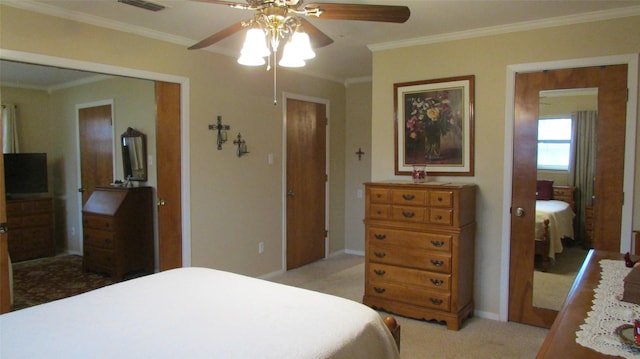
[{"x1": 82, "y1": 186, "x2": 154, "y2": 281}]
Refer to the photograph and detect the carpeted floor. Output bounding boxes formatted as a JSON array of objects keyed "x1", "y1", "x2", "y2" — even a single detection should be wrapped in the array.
[
  {"x1": 11, "y1": 255, "x2": 114, "y2": 310},
  {"x1": 533, "y1": 245, "x2": 588, "y2": 310}
]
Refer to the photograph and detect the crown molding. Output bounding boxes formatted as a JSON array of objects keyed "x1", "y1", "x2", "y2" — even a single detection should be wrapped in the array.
[
  {"x1": 1, "y1": 74, "x2": 113, "y2": 93},
  {"x1": 369, "y1": 5, "x2": 640, "y2": 52}
]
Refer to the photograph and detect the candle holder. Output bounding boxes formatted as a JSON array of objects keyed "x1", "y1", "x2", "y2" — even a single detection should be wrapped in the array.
[{"x1": 233, "y1": 133, "x2": 249, "y2": 157}]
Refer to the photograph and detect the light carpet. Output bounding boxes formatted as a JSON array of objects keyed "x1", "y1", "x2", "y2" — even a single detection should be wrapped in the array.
[{"x1": 269, "y1": 254, "x2": 548, "y2": 359}]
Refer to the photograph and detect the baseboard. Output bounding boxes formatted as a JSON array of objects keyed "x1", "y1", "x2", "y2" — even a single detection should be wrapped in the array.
[
  {"x1": 344, "y1": 249, "x2": 364, "y2": 257},
  {"x1": 474, "y1": 309, "x2": 501, "y2": 321}
]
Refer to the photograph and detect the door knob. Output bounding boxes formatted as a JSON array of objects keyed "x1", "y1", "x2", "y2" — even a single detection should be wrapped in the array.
[
  {"x1": 157, "y1": 198, "x2": 166, "y2": 206},
  {"x1": 515, "y1": 207, "x2": 526, "y2": 217},
  {"x1": 287, "y1": 191, "x2": 295, "y2": 197}
]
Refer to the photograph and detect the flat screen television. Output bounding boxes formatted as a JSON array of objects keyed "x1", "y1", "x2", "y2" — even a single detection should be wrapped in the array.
[{"x1": 3, "y1": 153, "x2": 49, "y2": 195}]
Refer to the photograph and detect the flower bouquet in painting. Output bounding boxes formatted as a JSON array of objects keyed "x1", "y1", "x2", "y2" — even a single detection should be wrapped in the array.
[{"x1": 405, "y1": 89, "x2": 463, "y2": 164}]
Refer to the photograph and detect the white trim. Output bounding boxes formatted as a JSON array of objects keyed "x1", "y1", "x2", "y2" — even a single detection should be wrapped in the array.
[
  {"x1": 0, "y1": 48, "x2": 192, "y2": 268},
  {"x1": 282, "y1": 92, "x2": 331, "y2": 270},
  {"x1": 500, "y1": 53, "x2": 639, "y2": 322},
  {"x1": 74, "y1": 99, "x2": 115, "y2": 254},
  {"x1": 369, "y1": 6, "x2": 640, "y2": 52}
]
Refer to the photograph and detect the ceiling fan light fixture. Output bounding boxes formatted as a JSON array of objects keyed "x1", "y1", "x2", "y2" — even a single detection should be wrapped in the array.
[
  {"x1": 237, "y1": 53, "x2": 266, "y2": 66},
  {"x1": 291, "y1": 27, "x2": 315, "y2": 60},
  {"x1": 278, "y1": 40, "x2": 306, "y2": 68},
  {"x1": 239, "y1": 27, "x2": 270, "y2": 59}
]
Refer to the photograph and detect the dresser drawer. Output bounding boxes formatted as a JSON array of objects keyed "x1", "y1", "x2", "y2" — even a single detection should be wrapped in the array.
[
  {"x1": 368, "y1": 263, "x2": 451, "y2": 292},
  {"x1": 8, "y1": 228, "x2": 52, "y2": 251},
  {"x1": 367, "y1": 227, "x2": 452, "y2": 253},
  {"x1": 392, "y1": 189, "x2": 427, "y2": 206},
  {"x1": 366, "y1": 282, "x2": 451, "y2": 311},
  {"x1": 8, "y1": 213, "x2": 52, "y2": 229},
  {"x1": 369, "y1": 204, "x2": 392, "y2": 219},
  {"x1": 368, "y1": 241, "x2": 451, "y2": 273},
  {"x1": 391, "y1": 206, "x2": 426, "y2": 223},
  {"x1": 428, "y1": 208, "x2": 453, "y2": 225},
  {"x1": 369, "y1": 188, "x2": 391, "y2": 203},
  {"x1": 84, "y1": 246, "x2": 115, "y2": 269},
  {"x1": 84, "y1": 229, "x2": 115, "y2": 249},
  {"x1": 83, "y1": 215, "x2": 114, "y2": 230},
  {"x1": 428, "y1": 190, "x2": 453, "y2": 207}
]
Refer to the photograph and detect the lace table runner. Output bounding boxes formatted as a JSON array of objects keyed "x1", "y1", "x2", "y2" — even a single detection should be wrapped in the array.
[{"x1": 575, "y1": 259, "x2": 640, "y2": 358}]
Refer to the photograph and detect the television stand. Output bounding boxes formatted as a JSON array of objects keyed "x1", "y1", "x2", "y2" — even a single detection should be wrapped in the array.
[{"x1": 6, "y1": 197, "x2": 55, "y2": 262}]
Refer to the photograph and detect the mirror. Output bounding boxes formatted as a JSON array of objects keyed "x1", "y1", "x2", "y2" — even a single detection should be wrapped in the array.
[
  {"x1": 532, "y1": 89, "x2": 596, "y2": 311},
  {"x1": 121, "y1": 127, "x2": 147, "y2": 181}
]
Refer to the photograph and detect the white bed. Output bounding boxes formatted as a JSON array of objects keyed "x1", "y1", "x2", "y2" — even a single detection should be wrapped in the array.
[
  {"x1": 535, "y1": 199, "x2": 575, "y2": 260},
  {"x1": 0, "y1": 267, "x2": 400, "y2": 359}
]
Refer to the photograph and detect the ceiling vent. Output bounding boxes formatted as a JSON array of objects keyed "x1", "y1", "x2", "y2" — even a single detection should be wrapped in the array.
[{"x1": 118, "y1": 0, "x2": 166, "y2": 12}]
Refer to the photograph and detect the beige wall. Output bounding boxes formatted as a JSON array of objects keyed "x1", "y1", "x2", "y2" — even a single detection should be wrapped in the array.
[
  {"x1": 344, "y1": 81, "x2": 372, "y2": 254},
  {"x1": 0, "y1": 5, "x2": 347, "y2": 277},
  {"x1": 372, "y1": 16, "x2": 640, "y2": 316}
]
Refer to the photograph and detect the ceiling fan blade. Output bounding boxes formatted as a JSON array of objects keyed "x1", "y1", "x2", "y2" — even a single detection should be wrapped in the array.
[
  {"x1": 304, "y1": 3, "x2": 410, "y2": 23},
  {"x1": 189, "y1": 21, "x2": 246, "y2": 50},
  {"x1": 299, "y1": 18, "x2": 333, "y2": 48}
]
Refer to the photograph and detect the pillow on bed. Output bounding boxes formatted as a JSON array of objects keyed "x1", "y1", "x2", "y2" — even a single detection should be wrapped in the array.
[{"x1": 536, "y1": 179, "x2": 554, "y2": 200}]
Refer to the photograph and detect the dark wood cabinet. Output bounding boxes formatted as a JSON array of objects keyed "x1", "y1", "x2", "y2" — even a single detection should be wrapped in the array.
[
  {"x1": 82, "y1": 186, "x2": 154, "y2": 281},
  {"x1": 7, "y1": 197, "x2": 55, "y2": 262},
  {"x1": 363, "y1": 182, "x2": 476, "y2": 330}
]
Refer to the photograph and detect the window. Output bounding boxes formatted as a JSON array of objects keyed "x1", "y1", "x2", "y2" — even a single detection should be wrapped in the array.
[{"x1": 537, "y1": 118, "x2": 572, "y2": 171}]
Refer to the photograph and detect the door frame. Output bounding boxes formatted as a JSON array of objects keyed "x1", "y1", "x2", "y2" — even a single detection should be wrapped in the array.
[
  {"x1": 499, "y1": 53, "x2": 639, "y2": 321},
  {"x1": 0, "y1": 49, "x2": 192, "y2": 266},
  {"x1": 282, "y1": 92, "x2": 330, "y2": 270},
  {"x1": 75, "y1": 99, "x2": 116, "y2": 254}
]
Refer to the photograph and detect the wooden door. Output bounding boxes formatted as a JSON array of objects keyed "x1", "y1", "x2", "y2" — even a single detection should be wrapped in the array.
[
  {"x1": 155, "y1": 82, "x2": 182, "y2": 270},
  {"x1": 286, "y1": 98, "x2": 327, "y2": 270},
  {"x1": 79, "y1": 104, "x2": 113, "y2": 205},
  {"x1": 509, "y1": 65, "x2": 628, "y2": 328},
  {"x1": 0, "y1": 113, "x2": 9, "y2": 313}
]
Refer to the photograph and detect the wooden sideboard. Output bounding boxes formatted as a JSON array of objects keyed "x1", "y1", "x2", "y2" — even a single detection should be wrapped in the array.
[
  {"x1": 536, "y1": 250, "x2": 624, "y2": 358},
  {"x1": 82, "y1": 186, "x2": 154, "y2": 281},
  {"x1": 6, "y1": 197, "x2": 55, "y2": 262},
  {"x1": 362, "y1": 181, "x2": 476, "y2": 330}
]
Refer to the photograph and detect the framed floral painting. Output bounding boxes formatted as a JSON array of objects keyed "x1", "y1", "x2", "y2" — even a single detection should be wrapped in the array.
[{"x1": 394, "y1": 75, "x2": 475, "y2": 176}]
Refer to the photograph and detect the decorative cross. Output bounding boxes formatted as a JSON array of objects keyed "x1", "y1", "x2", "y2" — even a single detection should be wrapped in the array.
[{"x1": 356, "y1": 147, "x2": 365, "y2": 161}]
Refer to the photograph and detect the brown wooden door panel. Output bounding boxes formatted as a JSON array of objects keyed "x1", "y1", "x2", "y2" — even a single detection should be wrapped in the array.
[
  {"x1": 155, "y1": 82, "x2": 182, "y2": 270},
  {"x1": 79, "y1": 104, "x2": 113, "y2": 205},
  {"x1": 286, "y1": 98, "x2": 326, "y2": 270},
  {"x1": 509, "y1": 65, "x2": 628, "y2": 328}
]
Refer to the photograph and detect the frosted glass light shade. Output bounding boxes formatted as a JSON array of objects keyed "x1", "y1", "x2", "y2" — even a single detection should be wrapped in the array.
[
  {"x1": 240, "y1": 28, "x2": 270, "y2": 58},
  {"x1": 237, "y1": 53, "x2": 266, "y2": 66},
  {"x1": 291, "y1": 31, "x2": 315, "y2": 60},
  {"x1": 278, "y1": 40, "x2": 305, "y2": 68}
]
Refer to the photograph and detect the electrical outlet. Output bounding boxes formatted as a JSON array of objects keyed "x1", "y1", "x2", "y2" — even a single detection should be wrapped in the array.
[
  {"x1": 258, "y1": 242, "x2": 265, "y2": 254},
  {"x1": 357, "y1": 189, "x2": 363, "y2": 198},
  {"x1": 71, "y1": 227, "x2": 76, "y2": 236}
]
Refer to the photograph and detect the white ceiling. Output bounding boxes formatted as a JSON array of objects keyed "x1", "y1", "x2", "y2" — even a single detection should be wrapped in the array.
[{"x1": 2, "y1": 0, "x2": 640, "y2": 87}]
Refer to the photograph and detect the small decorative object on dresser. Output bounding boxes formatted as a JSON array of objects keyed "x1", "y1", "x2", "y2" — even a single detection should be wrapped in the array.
[
  {"x1": 363, "y1": 181, "x2": 476, "y2": 330},
  {"x1": 82, "y1": 186, "x2": 154, "y2": 281}
]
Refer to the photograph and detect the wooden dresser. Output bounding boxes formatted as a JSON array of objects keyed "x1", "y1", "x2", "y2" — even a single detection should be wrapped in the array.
[
  {"x1": 362, "y1": 181, "x2": 476, "y2": 330},
  {"x1": 7, "y1": 197, "x2": 55, "y2": 262},
  {"x1": 82, "y1": 186, "x2": 154, "y2": 281}
]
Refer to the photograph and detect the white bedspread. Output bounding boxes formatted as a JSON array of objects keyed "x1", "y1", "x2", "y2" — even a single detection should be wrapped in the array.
[
  {"x1": 0, "y1": 267, "x2": 399, "y2": 359},
  {"x1": 535, "y1": 200, "x2": 575, "y2": 259}
]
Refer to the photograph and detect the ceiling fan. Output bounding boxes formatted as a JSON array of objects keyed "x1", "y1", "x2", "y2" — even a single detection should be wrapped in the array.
[{"x1": 188, "y1": 0, "x2": 411, "y2": 51}]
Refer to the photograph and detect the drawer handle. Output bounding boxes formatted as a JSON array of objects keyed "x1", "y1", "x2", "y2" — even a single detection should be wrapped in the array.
[
  {"x1": 435, "y1": 215, "x2": 443, "y2": 220},
  {"x1": 430, "y1": 259, "x2": 444, "y2": 267},
  {"x1": 376, "y1": 210, "x2": 383, "y2": 215},
  {"x1": 430, "y1": 279, "x2": 444, "y2": 286},
  {"x1": 430, "y1": 240, "x2": 445, "y2": 247},
  {"x1": 374, "y1": 234, "x2": 386, "y2": 240},
  {"x1": 437, "y1": 197, "x2": 443, "y2": 202},
  {"x1": 402, "y1": 194, "x2": 415, "y2": 200},
  {"x1": 429, "y1": 298, "x2": 444, "y2": 305},
  {"x1": 374, "y1": 287, "x2": 386, "y2": 294},
  {"x1": 374, "y1": 252, "x2": 386, "y2": 258},
  {"x1": 402, "y1": 211, "x2": 415, "y2": 218},
  {"x1": 374, "y1": 269, "x2": 386, "y2": 276},
  {"x1": 376, "y1": 194, "x2": 383, "y2": 198}
]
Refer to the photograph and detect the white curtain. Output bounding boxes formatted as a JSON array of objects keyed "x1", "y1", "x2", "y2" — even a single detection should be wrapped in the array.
[
  {"x1": 2, "y1": 103, "x2": 20, "y2": 153},
  {"x1": 570, "y1": 110, "x2": 597, "y2": 243}
]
